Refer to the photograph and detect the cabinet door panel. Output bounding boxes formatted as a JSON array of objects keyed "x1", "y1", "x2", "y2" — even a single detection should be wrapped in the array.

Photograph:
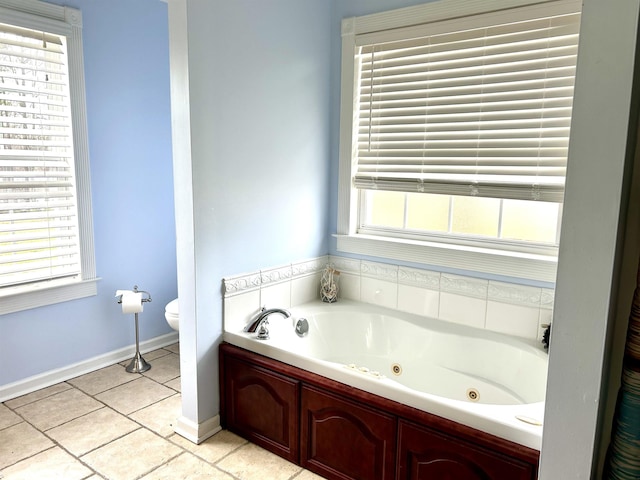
[
  {"x1": 224, "y1": 355, "x2": 299, "y2": 462},
  {"x1": 301, "y1": 386, "x2": 396, "y2": 480},
  {"x1": 398, "y1": 420, "x2": 535, "y2": 480}
]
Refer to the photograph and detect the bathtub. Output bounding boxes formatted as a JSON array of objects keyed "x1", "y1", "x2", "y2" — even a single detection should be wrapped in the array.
[{"x1": 223, "y1": 299, "x2": 548, "y2": 450}]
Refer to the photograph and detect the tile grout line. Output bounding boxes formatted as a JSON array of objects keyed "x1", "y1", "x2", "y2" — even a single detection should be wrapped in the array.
[
  {"x1": 0, "y1": 399, "x2": 104, "y2": 476},
  {"x1": 1, "y1": 349, "x2": 181, "y2": 477},
  {"x1": 2, "y1": 381, "x2": 75, "y2": 411},
  {"x1": 2, "y1": 383, "x2": 171, "y2": 475},
  {"x1": 2, "y1": 344, "x2": 319, "y2": 480}
]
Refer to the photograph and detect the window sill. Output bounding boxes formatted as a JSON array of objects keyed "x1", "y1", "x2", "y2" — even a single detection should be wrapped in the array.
[
  {"x1": 0, "y1": 278, "x2": 100, "y2": 315},
  {"x1": 334, "y1": 234, "x2": 557, "y2": 284}
]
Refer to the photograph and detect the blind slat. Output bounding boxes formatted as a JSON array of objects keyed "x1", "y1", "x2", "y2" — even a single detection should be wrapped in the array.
[
  {"x1": 0, "y1": 220, "x2": 77, "y2": 234},
  {"x1": 0, "y1": 22, "x2": 63, "y2": 46},
  {"x1": 0, "y1": 246, "x2": 79, "y2": 267},
  {"x1": 0, "y1": 199, "x2": 75, "y2": 212},
  {"x1": 353, "y1": 2, "x2": 580, "y2": 201},
  {"x1": 0, "y1": 238, "x2": 77, "y2": 255},
  {"x1": 0, "y1": 259, "x2": 79, "y2": 277},
  {"x1": 0, "y1": 20, "x2": 81, "y2": 288}
]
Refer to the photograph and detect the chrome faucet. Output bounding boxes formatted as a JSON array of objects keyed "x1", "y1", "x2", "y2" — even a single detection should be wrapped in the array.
[{"x1": 244, "y1": 307, "x2": 291, "y2": 340}]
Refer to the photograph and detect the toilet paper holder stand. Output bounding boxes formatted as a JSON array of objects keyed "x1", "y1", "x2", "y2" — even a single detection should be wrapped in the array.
[{"x1": 116, "y1": 285, "x2": 153, "y2": 373}]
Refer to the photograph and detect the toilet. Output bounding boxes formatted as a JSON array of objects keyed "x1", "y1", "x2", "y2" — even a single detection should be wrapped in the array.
[{"x1": 165, "y1": 298, "x2": 179, "y2": 331}]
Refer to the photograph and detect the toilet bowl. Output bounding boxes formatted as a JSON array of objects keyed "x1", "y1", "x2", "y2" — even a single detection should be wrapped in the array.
[{"x1": 165, "y1": 298, "x2": 179, "y2": 331}]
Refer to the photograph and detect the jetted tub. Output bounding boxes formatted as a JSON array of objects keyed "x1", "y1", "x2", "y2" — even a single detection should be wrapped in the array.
[{"x1": 223, "y1": 299, "x2": 548, "y2": 450}]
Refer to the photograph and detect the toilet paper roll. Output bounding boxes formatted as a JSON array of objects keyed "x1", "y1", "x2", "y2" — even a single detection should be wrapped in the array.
[{"x1": 118, "y1": 290, "x2": 144, "y2": 314}]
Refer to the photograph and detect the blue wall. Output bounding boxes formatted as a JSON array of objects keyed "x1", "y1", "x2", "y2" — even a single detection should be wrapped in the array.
[
  {"x1": 0, "y1": 0, "x2": 436, "y2": 396},
  {"x1": 0, "y1": 0, "x2": 177, "y2": 387},
  {"x1": 190, "y1": 0, "x2": 332, "y2": 277},
  {"x1": 171, "y1": 0, "x2": 333, "y2": 424}
]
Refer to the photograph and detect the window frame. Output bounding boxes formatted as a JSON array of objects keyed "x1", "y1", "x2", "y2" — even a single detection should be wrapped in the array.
[
  {"x1": 0, "y1": 0, "x2": 97, "y2": 314},
  {"x1": 336, "y1": 0, "x2": 580, "y2": 284}
]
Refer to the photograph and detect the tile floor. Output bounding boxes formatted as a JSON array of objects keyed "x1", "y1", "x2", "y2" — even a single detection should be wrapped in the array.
[{"x1": 0, "y1": 344, "x2": 324, "y2": 480}]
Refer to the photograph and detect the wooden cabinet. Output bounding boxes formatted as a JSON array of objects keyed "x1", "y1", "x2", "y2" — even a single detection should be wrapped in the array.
[
  {"x1": 221, "y1": 354, "x2": 299, "y2": 462},
  {"x1": 397, "y1": 420, "x2": 536, "y2": 480},
  {"x1": 220, "y1": 343, "x2": 539, "y2": 480},
  {"x1": 301, "y1": 386, "x2": 396, "y2": 480}
]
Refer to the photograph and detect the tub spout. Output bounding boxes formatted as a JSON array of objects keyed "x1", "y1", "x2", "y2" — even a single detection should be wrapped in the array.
[{"x1": 244, "y1": 307, "x2": 291, "y2": 340}]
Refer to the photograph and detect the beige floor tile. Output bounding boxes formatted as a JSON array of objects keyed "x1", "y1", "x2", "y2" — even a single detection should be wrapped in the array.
[
  {"x1": 140, "y1": 452, "x2": 235, "y2": 480},
  {"x1": 68, "y1": 364, "x2": 140, "y2": 395},
  {"x1": 0, "y1": 403, "x2": 22, "y2": 429},
  {"x1": 164, "y1": 343, "x2": 180, "y2": 355},
  {"x1": 295, "y1": 469, "x2": 327, "y2": 479},
  {"x1": 1, "y1": 446, "x2": 92, "y2": 480},
  {"x1": 3, "y1": 382, "x2": 72, "y2": 409},
  {"x1": 95, "y1": 376, "x2": 174, "y2": 415},
  {"x1": 217, "y1": 442, "x2": 302, "y2": 480},
  {"x1": 142, "y1": 353, "x2": 180, "y2": 384},
  {"x1": 164, "y1": 377, "x2": 181, "y2": 392},
  {"x1": 81, "y1": 428, "x2": 182, "y2": 480},
  {"x1": 119, "y1": 348, "x2": 170, "y2": 368},
  {"x1": 169, "y1": 429, "x2": 247, "y2": 464},
  {"x1": 145, "y1": 347, "x2": 173, "y2": 360},
  {"x1": 0, "y1": 422, "x2": 54, "y2": 469},
  {"x1": 47, "y1": 407, "x2": 140, "y2": 456},
  {"x1": 14, "y1": 388, "x2": 102, "y2": 431},
  {"x1": 130, "y1": 394, "x2": 181, "y2": 437}
]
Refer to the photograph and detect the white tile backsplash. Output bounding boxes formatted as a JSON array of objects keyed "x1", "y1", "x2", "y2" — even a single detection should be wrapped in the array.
[
  {"x1": 440, "y1": 274, "x2": 488, "y2": 299},
  {"x1": 541, "y1": 288, "x2": 555, "y2": 309},
  {"x1": 291, "y1": 273, "x2": 321, "y2": 305},
  {"x1": 260, "y1": 264, "x2": 292, "y2": 286},
  {"x1": 222, "y1": 254, "x2": 555, "y2": 344},
  {"x1": 398, "y1": 266, "x2": 440, "y2": 290},
  {"x1": 331, "y1": 256, "x2": 360, "y2": 275},
  {"x1": 486, "y1": 301, "x2": 540, "y2": 339},
  {"x1": 361, "y1": 277, "x2": 398, "y2": 309},
  {"x1": 223, "y1": 271, "x2": 261, "y2": 296},
  {"x1": 223, "y1": 289, "x2": 260, "y2": 332},
  {"x1": 538, "y1": 308, "x2": 554, "y2": 343},
  {"x1": 361, "y1": 261, "x2": 398, "y2": 281},
  {"x1": 292, "y1": 257, "x2": 327, "y2": 277},
  {"x1": 337, "y1": 272, "x2": 360, "y2": 301},
  {"x1": 260, "y1": 280, "x2": 291, "y2": 309},
  {"x1": 439, "y1": 292, "x2": 486, "y2": 329},
  {"x1": 398, "y1": 284, "x2": 439, "y2": 318},
  {"x1": 488, "y1": 281, "x2": 541, "y2": 307}
]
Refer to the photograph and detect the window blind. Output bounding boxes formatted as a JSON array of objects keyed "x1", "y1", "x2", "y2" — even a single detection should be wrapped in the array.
[
  {"x1": 0, "y1": 22, "x2": 81, "y2": 288},
  {"x1": 353, "y1": 2, "x2": 581, "y2": 202}
]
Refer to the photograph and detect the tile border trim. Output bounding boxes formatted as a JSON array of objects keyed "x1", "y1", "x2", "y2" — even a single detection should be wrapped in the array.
[
  {"x1": 223, "y1": 254, "x2": 553, "y2": 310},
  {"x1": 223, "y1": 256, "x2": 329, "y2": 297}
]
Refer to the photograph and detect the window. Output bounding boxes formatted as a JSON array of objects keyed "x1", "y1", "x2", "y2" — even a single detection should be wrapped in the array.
[
  {"x1": 337, "y1": 0, "x2": 581, "y2": 283},
  {"x1": 0, "y1": 0, "x2": 96, "y2": 314}
]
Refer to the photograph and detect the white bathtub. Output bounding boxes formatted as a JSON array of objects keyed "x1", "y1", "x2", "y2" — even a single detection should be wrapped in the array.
[{"x1": 223, "y1": 299, "x2": 548, "y2": 450}]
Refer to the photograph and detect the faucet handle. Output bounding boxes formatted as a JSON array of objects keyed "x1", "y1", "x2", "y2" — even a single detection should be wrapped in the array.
[{"x1": 257, "y1": 320, "x2": 269, "y2": 340}]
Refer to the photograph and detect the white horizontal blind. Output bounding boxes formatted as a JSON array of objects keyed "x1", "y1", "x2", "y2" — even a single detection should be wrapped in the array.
[
  {"x1": 0, "y1": 22, "x2": 81, "y2": 288},
  {"x1": 353, "y1": 2, "x2": 581, "y2": 202}
]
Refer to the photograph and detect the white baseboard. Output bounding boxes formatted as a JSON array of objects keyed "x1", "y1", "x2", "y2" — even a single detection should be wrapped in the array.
[
  {"x1": 174, "y1": 414, "x2": 221, "y2": 444},
  {"x1": 0, "y1": 332, "x2": 179, "y2": 403}
]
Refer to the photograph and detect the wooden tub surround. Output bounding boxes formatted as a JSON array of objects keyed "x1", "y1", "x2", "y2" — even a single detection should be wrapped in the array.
[{"x1": 219, "y1": 343, "x2": 539, "y2": 480}]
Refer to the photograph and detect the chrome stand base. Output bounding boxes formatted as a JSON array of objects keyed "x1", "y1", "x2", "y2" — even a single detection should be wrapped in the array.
[
  {"x1": 126, "y1": 352, "x2": 151, "y2": 373},
  {"x1": 126, "y1": 311, "x2": 151, "y2": 373}
]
